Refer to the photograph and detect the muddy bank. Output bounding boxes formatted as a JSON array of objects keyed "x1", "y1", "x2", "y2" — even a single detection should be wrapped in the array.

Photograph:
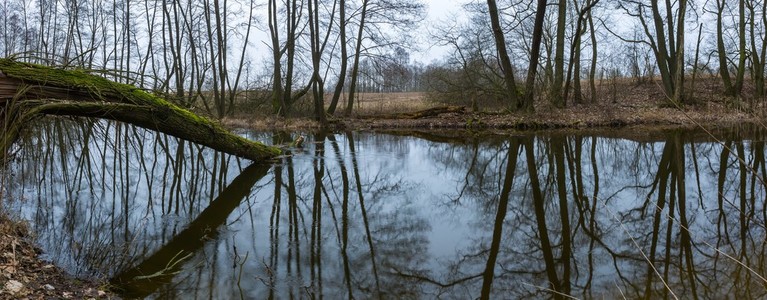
[
  {"x1": 0, "y1": 214, "x2": 116, "y2": 299},
  {"x1": 221, "y1": 76, "x2": 767, "y2": 132},
  {"x1": 222, "y1": 101, "x2": 763, "y2": 133}
]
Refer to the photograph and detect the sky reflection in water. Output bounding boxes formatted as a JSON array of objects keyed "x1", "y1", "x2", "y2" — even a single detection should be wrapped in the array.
[{"x1": 3, "y1": 119, "x2": 767, "y2": 299}]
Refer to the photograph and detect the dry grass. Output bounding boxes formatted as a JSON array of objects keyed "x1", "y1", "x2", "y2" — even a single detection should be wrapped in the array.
[
  {"x1": 221, "y1": 115, "x2": 323, "y2": 131},
  {"x1": 326, "y1": 92, "x2": 435, "y2": 115},
  {"x1": 216, "y1": 76, "x2": 767, "y2": 131}
]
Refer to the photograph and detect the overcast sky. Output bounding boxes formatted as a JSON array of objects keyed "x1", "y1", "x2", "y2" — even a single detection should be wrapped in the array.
[
  {"x1": 245, "y1": 0, "x2": 464, "y2": 66},
  {"x1": 413, "y1": 0, "x2": 465, "y2": 63}
]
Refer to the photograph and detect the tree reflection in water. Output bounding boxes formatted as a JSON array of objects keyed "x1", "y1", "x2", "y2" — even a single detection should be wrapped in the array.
[{"x1": 3, "y1": 119, "x2": 767, "y2": 299}]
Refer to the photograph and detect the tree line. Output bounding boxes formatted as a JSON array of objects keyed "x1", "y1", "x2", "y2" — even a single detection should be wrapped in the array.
[
  {"x1": 0, "y1": 0, "x2": 765, "y2": 122},
  {"x1": 427, "y1": 0, "x2": 766, "y2": 112}
]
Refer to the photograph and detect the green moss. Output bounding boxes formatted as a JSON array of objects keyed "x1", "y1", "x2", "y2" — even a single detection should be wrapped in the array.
[
  {"x1": 0, "y1": 58, "x2": 281, "y2": 160},
  {"x1": 2, "y1": 59, "x2": 177, "y2": 109},
  {"x1": 0, "y1": 59, "x2": 210, "y2": 124}
]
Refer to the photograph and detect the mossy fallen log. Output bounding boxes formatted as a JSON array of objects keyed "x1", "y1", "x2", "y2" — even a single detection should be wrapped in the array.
[
  {"x1": 356, "y1": 105, "x2": 466, "y2": 120},
  {"x1": 0, "y1": 58, "x2": 280, "y2": 161},
  {"x1": 398, "y1": 105, "x2": 466, "y2": 119}
]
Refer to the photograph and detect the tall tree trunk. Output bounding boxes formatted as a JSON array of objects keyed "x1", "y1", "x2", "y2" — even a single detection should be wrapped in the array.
[
  {"x1": 691, "y1": 24, "x2": 703, "y2": 101},
  {"x1": 551, "y1": 0, "x2": 567, "y2": 108},
  {"x1": 650, "y1": 0, "x2": 675, "y2": 98},
  {"x1": 227, "y1": 0, "x2": 256, "y2": 117},
  {"x1": 282, "y1": 0, "x2": 300, "y2": 115},
  {"x1": 749, "y1": 0, "x2": 767, "y2": 97},
  {"x1": 735, "y1": 0, "x2": 746, "y2": 94},
  {"x1": 344, "y1": 0, "x2": 369, "y2": 116},
  {"x1": 202, "y1": 0, "x2": 223, "y2": 118},
  {"x1": 587, "y1": 7, "x2": 598, "y2": 103},
  {"x1": 564, "y1": 0, "x2": 600, "y2": 105},
  {"x1": 572, "y1": 47, "x2": 583, "y2": 104},
  {"x1": 716, "y1": 0, "x2": 734, "y2": 95},
  {"x1": 486, "y1": 0, "x2": 521, "y2": 111},
  {"x1": 269, "y1": 0, "x2": 310, "y2": 116},
  {"x1": 327, "y1": 0, "x2": 347, "y2": 115},
  {"x1": 521, "y1": 0, "x2": 550, "y2": 112},
  {"x1": 672, "y1": 0, "x2": 687, "y2": 104},
  {"x1": 213, "y1": 0, "x2": 229, "y2": 119},
  {"x1": 307, "y1": 0, "x2": 327, "y2": 124},
  {"x1": 268, "y1": 0, "x2": 286, "y2": 115}
]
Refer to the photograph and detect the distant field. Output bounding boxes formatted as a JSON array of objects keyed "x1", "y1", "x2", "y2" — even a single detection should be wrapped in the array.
[
  {"x1": 227, "y1": 76, "x2": 764, "y2": 118},
  {"x1": 325, "y1": 92, "x2": 434, "y2": 115}
]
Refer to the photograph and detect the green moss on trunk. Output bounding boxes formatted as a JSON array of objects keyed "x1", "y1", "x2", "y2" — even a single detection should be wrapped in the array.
[{"x1": 0, "y1": 59, "x2": 280, "y2": 161}]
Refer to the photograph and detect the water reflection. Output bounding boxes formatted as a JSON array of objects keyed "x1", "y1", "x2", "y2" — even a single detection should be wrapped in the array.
[
  {"x1": 3, "y1": 119, "x2": 767, "y2": 299},
  {"x1": 112, "y1": 162, "x2": 271, "y2": 298}
]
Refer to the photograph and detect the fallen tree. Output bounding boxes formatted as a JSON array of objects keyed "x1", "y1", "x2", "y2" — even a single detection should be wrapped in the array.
[
  {"x1": 355, "y1": 105, "x2": 467, "y2": 120},
  {"x1": 0, "y1": 58, "x2": 280, "y2": 161}
]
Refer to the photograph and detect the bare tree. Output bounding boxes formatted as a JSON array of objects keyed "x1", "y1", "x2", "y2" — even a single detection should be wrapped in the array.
[
  {"x1": 614, "y1": 0, "x2": 689, "y2": 105},
  {"x1": 327, "y1": 0, "x2": 348, "y2": 115},
  {"x1": 551, "y1": 0, "x2": 568, "y2": 107},
  {"x1": 586, "y1": 2, "x2": 598, "y2": 103},
  {"x1": 486, "y1": 0, "x2": 522, "y2": 111},
  {"x1": 521, "y1": 0, "x2": 549, "y2": 111},
  {"x1": 306, "y1": 0, "x2": 333, "y2": 124},
  {"x1": 735, "y1": 0, "x2": 747, "y2": 95},
  {"x1": 268, "y1": 0, "x2": 311, "y2": 116},
  {"x1": 563, "y1": 0, "x2": 601, "y2": 105},
  {"x1": 343, "y1": 0, "x2": 370, "y2": 116},
  {"x1": 747, "y1": 0, "x2": 767, "y2": 97},
  {"x1": 712, "y1": 0, "x2": 747, "y2": 97},
  {"x1": 343, "y1": 0, "x2": 424, "y2": 116}
]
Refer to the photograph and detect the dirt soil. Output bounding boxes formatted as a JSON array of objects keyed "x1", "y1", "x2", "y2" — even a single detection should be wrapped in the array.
[
  {"x1": 0, "y1": 214, "x2": 116, "y2": 299},
  {"x1": 337, "y1": 103, "x2": 757, "y2": 131}
]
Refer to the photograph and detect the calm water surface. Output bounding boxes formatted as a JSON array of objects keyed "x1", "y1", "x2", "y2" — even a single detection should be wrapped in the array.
[{"x1": 2, "y1": 119, "x2": 767, "y2": 299}]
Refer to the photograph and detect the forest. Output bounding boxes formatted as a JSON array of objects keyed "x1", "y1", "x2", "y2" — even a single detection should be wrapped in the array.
[{"x1": 0, "y1": 0, "x2": 765, "y2": 126}]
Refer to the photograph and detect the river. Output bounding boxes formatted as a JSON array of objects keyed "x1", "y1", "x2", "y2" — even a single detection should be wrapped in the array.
[{"x1": 2, "y1": 118, "x2": 766, "y2": 299}]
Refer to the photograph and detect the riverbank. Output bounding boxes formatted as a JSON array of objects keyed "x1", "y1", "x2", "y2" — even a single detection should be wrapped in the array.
[
  {"x1": 221, "y1": 77, "x2": 765, "y2": 132},
  {"x1": 0, "y1": 214, "x2": 115, "y2": 299},
  {"x1": 222, "y1": 100, "x2": 763, "y2": 132}
]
